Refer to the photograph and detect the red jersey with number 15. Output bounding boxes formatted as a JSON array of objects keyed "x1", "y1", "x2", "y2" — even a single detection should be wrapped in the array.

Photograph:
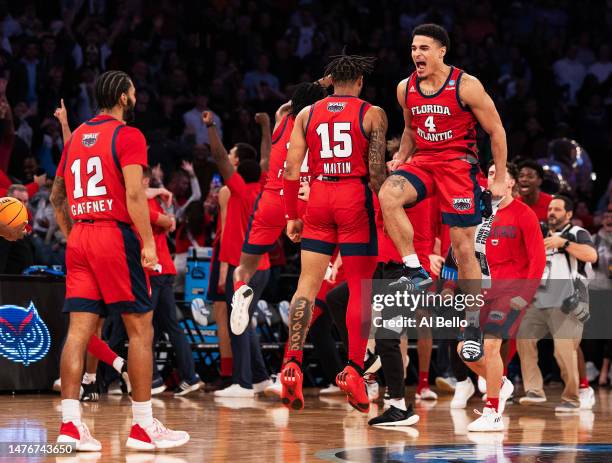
[
  {"x1": 406, "y1": 66, "x2": 478, "y2": 158},
  {"x1": 58, "y1": 115, "x2": 148, "y2": 223},
  {"x1": 305, "y1": 95, "x2": 371, "y2": 178}
]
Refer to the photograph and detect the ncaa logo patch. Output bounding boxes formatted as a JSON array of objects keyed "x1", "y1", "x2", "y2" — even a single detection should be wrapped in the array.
[
  {"x1": 0, "y1": 302, "x2": 50, "y2": 366},
  {"x1": 327, "y1": 102, "x2": 346, "y2": 113},
  {"x1": 452, "y1": 197, "x2": 472, "y2": 211},
  {"x1": 82, "y1": 132, "x2": 99, "y2": 147}
]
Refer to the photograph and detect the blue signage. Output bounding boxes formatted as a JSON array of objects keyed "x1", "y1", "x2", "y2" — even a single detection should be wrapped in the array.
[{"x1": 0, "y1": 302, "x2": 51, "y2": 366}]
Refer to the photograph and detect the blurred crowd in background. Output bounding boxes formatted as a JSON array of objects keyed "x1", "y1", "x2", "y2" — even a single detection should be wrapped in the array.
[{"x1": 0, "y1": 0, "x2": 611, "y2": 275}]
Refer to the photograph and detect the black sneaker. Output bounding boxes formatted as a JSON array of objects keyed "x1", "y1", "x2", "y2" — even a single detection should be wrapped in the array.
[
  {"x1": 368, "y1": 404, "x2": 420, "y2": 427},
  {"x1": 460, "y1": 325, "x2": 484, "y2": 362},
  {"x1": 363, "y1": 349, "x2": 382, "y2": 376},
  {"x1": 80, "y1": 382, "x2": 99, "y2": 402},
  {"x1": 388, "y1": 266, "x2": 433, "y2": 292},
  {"x1": 174, "y1": 378, "x2": 202, "y2": 397}
]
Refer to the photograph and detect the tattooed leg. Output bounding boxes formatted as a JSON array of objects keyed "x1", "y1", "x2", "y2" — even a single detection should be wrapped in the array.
[
  {"x1": 284, "y1": 250, "x2": 331, "y2": 364},
  {"x1": 287, "y1": 297, "x2": 314, "y2": 353},
  {"x1": 379, "y1": 174, "x2": 419, "y2": 257}
]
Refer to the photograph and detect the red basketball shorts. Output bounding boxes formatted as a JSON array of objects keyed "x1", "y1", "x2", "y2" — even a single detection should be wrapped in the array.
[
  {"x1": 301, "y1": 178, "x2": 377, "y2": 256},
  {"x1": 64, "y1": 221, "x2": 152, "y2": 315},
  {"x1": 393, "y1": 153, "x2": 481, "y2": 227},
  {"x1": 243, "y1": 189, "x2": 306, "y2": 255}
]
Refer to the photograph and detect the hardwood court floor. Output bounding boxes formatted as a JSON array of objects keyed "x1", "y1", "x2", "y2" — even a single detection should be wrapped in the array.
[{"x1": 1, "y1": 385, "x2": 611, "y2": 462}]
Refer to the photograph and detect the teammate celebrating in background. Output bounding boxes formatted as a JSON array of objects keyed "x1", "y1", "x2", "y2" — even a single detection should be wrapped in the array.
[
  {"x1": 230, "y1": 81, "x2": 328, "y2": 335},
  {"x1": 458, "y1": 162, "x2": 545, "y2": 431},
  {"x1": 280, "y1": 54, "x2": 387, "y2": 412},
  {"x1": 378, "y1": 23, "x2": 507, "y2": 358},
  {"x1": 51, "y1": 71, "x2": 189, "y2": 451}
]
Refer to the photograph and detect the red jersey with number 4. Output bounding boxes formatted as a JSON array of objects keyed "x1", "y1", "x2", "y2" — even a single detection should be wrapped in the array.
[
  {"x1": 406, "y1": 66, "x2": 478, "y2": 157},
  {"x1": 305, "y1": 95, "x2": 371, "y2": 178},
  {"x1": 58, "y1": 115, "x2": 148, "y2": 223}
]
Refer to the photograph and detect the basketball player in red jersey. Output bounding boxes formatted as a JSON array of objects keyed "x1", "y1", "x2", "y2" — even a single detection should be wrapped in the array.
[
  {"x1": 458, "y1": 162, "x2": 545, "y2": 431},
  {"x1": 50, "y1": 71, "x2": 189, "y2": 451},
  {"x1": 229, "y1": 81, "x2": 328, "y2": 335},
  {"x1": 379, "y1": 23, "x2": 508, "y2": 358},
  {"x1": 281, "y1": 54, "x2": 387, "y2": 412}
]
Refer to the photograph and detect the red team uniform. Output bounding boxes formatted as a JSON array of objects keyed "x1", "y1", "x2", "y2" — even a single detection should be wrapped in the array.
[
  {"x1": 58, "y1": 115, "x2": 151, "y2": 314},
  {"x1": 481, "y1": 199, "x2": 546, "y2": 336},
  {"x1": 395, "y1": 66, "x2": 481, "y2": 227},
  {"x1": 243, "y1": 114, "x2": 308, "y2": 254},
  {"x1": 301, "y1": 95, "x2": 377, "y2": 256},
  {"x1": 517, "y1": 191, "x2": 553, "y2": 222}
]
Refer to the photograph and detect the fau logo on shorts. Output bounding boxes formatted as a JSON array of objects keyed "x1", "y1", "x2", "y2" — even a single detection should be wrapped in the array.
[
  {"x1": 452, "y1": 197, "x2": 472, "y2": 211},
  {"x1": 0, "y1": 302, "x2": 51, "y2": 366},
  {"x1": 327, "y1": 102, "x2": 346, "y2": 112},
  {"x1": 82, "y1": 132, "x2": 99, "y2": 147}
]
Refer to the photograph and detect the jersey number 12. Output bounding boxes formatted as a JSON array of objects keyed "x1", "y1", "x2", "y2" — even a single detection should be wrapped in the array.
[{"x1": 70, "y1": 157, "x2": 107, "y2": 199}]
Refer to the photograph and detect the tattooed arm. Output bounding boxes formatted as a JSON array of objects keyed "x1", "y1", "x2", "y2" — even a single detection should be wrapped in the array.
[
  {"x1": 50, "y1": 176, "x2": 73, "y2": 238},
  {"x1": 363, "y1": 105, "x2": 388, "y2": 194}
]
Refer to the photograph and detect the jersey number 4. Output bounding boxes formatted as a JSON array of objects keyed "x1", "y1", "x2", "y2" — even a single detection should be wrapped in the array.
[
  {"x1": 316, "y1": 122, "x2": 353, "y2": 158},
  {"x1": 70, "y1": 157, "x2": 107, "y2": 199},
  {"x1": 424, "y1": 115, "x2": 437, "y2": 133}
]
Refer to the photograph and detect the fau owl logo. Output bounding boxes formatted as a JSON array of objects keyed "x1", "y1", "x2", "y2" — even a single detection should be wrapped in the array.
[
  {"x1": 0, "y1": 302, "x2": 50, "y2": 366},
  {"x1": 82, "y1": 132, "x2": 99, "y2": 147}
]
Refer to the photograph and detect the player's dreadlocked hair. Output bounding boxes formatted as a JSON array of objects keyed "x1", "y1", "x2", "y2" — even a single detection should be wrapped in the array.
[
  {"x1": 323, "y1": 53, "x2": 376, "y2": 85},
  {"x1": 290, "y1": 82, "x2": 327, "y2": 117},
  {"x1": 94, "y1": 70, "x2": 132, "y2": 110}
]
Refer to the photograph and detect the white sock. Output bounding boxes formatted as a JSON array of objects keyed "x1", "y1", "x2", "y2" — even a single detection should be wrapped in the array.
[
  {"x1": 389, "y1": 398, "x2": 407, "y2": 411},
  {"x1": 61, "y1": 399, "x2": 81, "y2": 425},
  {"x1": 112, "y1": 357, "x2": 125, "y2": 374},
  {"x1": 466, "y1": 309, "x2": 480, "y2": 328},
  {"x1": 402, "y1": 254, "x2": 420, "y2": 269},
  {"x1": 82, "y1": 372, "x2": 96, "y2": 384},
  {"x1": 132, "y1": 400, "x2": 154, "y2": 428}
]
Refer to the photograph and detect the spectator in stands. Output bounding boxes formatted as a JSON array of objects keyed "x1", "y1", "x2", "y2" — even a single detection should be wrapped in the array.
[{"x1": 0, "y1": 184, "x2": 33, "y2": 273}]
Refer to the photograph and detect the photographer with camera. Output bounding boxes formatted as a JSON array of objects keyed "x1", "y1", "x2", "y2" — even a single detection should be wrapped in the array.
[{"x1": 517, "y1": 195, "x2": 598, "y2": 413}]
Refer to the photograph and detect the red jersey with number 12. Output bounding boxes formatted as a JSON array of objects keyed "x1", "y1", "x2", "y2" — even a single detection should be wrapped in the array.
[
  {"x1": 305, "y1": 95, "x2": 371, "y2": 178},
  {"x1": 406, "y1": 66, "x2": 478, "y2": 158},
  {"x1": 58, "y1": 115, "x2": 148, "y2": 223}
]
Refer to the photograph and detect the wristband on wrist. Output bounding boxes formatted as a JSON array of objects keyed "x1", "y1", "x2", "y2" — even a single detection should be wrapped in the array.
[{"x1": 282, "y1": 178, "x2": 300, "y2": 220}]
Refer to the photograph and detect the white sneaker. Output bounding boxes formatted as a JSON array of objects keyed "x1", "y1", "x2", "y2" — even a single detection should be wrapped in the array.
[
  {"x1": 230, "y1": 285, "x2": 254, "y2": 335},
  {"x1": 579, "y1": 386, "x2": 595, "y2": 410},
  {"x1": 498, "y1": 377, "x2": 514, "y2": 414},
  {"x1": 319, "y1": 384, "x2": 342, "y2": 396},
  {"x1": 214, "y1": 383, "x2": 255, "y2": 398},
  {"x1": 253, "y1": 379, "x2": 272, "y2": 394},
  {"x1": 477, "y1": 376, "x2": 486, "y2": 394},
  {"x1": 264, "y1": 376, "x2": 282, "y2": 397},
  {"x1": 467, "y1": 407, "x2": 504, "y2": 432},
  {"x1": 415, "y1": 388, "x2": 438, "y2": 400},
  {"x1": 57, "y1": 421, "x2": 102, "y2": 451},
  {"x1": 366, "y1": 379, "x2": 379, "y2": 401},
  {"x1": 585, "y1": 361, "x2": 599, "y2": 383},
  {"x1": 278, "y1": 301, "x2": 290, "y2": 326},
  {"x1": 451, "y1": 378, "x2": 475, "y2": 409},
  {"x1": 53, "y1": 378, "x2": 62, "y2": 392},
  {"x1": 126, "y1": 418, "x2": 189, "y2": 450}
]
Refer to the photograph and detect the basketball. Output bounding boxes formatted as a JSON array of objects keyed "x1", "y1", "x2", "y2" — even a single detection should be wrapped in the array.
[{"x1": 0, "y1": 197, "x2": 28, "y2": 228}]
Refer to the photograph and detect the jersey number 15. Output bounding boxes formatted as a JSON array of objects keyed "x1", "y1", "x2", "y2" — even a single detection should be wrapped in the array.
[{"x1": 316, "y1": 122, "x2": 353, "y2": 158}]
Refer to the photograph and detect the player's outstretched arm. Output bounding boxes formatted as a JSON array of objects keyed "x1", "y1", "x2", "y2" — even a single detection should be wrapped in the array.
[
  {"x1": 54, "y1": 99, "x2": 72, "y2": 142},
  {"x1": 364, "y1": 105, "x2": 388, "y2": 194},
  {"x1": 393, "y1": 79, "x2": 416, "y2": 168},
  {"x1": 50, "y1": 175, "x2": 73, "y2": 238},
  {"x1": 255, "y1": 112, "x2": 272, "y2": 172},
  {"x1": 460, "y1": 74, "x2": 507, "y2": 197},
  {"x1": 203, "y1": 110, "x2": 234, "y2": 181},
  {"x1": 124, "y1": 164, "x2": 157, "y2": 270}
]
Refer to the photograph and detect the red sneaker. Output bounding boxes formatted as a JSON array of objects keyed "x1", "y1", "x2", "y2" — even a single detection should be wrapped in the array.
[
  {"x1": 280, "y1": 359, "x2": 304, "y2": 410},
  {"x1": 336, "y1": 364, "x2": 369, "y2": 413},
  {"x1": 56, "y1": 421, "x2": 101, "y2": 452}
]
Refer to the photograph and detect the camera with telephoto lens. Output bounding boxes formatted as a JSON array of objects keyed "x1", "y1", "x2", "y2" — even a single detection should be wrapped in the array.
[{"x1": 561, "y1": 280, "x2": 590, "y2": 323}]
